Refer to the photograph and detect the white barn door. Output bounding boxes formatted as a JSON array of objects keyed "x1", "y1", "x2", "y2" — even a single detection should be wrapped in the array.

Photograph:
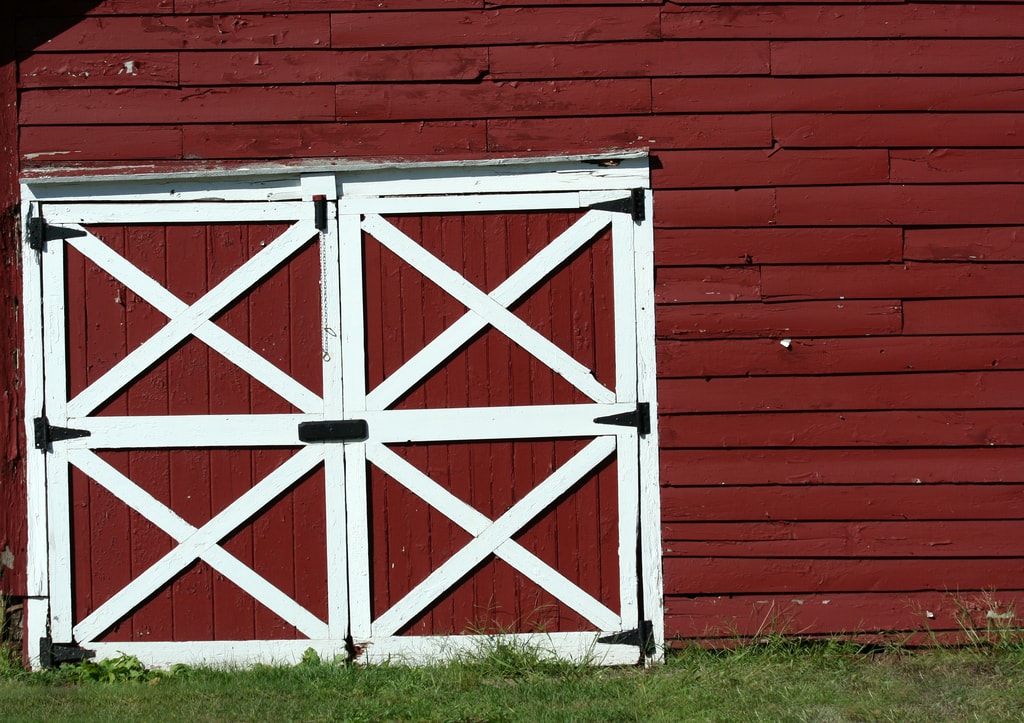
[{"x1": 23, "y1": 159, "x2": 661, "y2": 668}]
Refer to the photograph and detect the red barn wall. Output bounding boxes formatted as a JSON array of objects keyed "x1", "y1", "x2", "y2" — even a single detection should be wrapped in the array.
[{"x1": 5, "y1": 0, "x2": 1024, "y2": 642}]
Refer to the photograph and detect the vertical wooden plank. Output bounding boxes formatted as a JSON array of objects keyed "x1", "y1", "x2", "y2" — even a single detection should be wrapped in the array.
[
  {"x1": 125, "y1": 224, "x2": 173, "y2": 643},
  {"x1": 634, "y1": 190, "x2": 663, "y2": 659},
  {"x1": 20, "y1": 192, "x2": 48, "y2": 604},
  {"x1": 208, "y1": 223, "x2": 254, "y2": 640},
  {"x1": 165, "y1": 224, "x2": 213, "y2": 641},
  {"x1": 340, "y1": 211, "x2": 370, "y2": 641},
  {"x1": 41, "y1": 225, "x2": 72, "y2": 641}
]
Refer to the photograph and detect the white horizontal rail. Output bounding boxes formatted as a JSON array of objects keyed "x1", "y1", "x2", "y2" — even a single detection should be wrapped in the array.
[
  {"x1": 356, "y1": 632, "x2": 640, "y2": 666},
  {"x1": 41, "y1": 201, "x2": 311, "y2": 224}
]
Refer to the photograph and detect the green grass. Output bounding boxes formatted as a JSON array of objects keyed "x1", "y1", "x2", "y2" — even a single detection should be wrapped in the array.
[{"x1": 2, "y1": 640, "x2": 1024, "y2": 722}]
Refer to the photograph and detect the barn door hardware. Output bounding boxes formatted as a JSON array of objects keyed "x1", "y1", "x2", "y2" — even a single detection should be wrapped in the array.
[
  {"x1": 34, "y1": 416, "x2": 91, "y2": 451},
  {"x1": 313, "y1": 194, "x2": 328, "y2": 231},
  {"x1": 594, "y1": 402, "x2": 650, "y2": 436},
  {"x1": 38, "y1": 637, "x2": 96, "y2": 668},
  {"x1": 598, "y1": 620, "x2": 655, "y2": 657},
  {"x1": 588, "y1": 188, "x2": 645, "y2": 223},
  {"x1": 298, "y1": 419, "x2": 369, "y2": 443},
  {"x1": 25, "y1": 206, "x2": 87, "y2": 251}
]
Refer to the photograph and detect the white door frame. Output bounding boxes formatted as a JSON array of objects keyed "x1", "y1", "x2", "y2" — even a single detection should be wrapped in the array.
[{"x1": 21, "y1": 153, "x2": 662, "y2": 668}]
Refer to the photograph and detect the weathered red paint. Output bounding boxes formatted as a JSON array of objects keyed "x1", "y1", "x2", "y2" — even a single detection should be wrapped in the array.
[
  {"x1": 661, "y1": 448, "x2": 1024, "y2": 486},
  {"x1": 661, "y1": 4, "x2": 1024, "y2": 38},
  {"x1": 774, "y1": 112, "x2": 1024, "y2": 148},
  {"x1": 655, "y1": 228, "x2": 903, "y2": 265},
  {"x1": 664, "y1": 558, "x2": 1024, "y2": 596},
  {"x1": 488, "y1": 114, "x2": 773, "y2": 153},
  {"x1": 659, "y1": 371, "x2": 1024, "y2": 413},
  {"x1": 761, "y1": 263, "x2": 1024, "y2": 300},
  {"x1": 890, "y1": 149, "x2": 1024, "y2": 184},
  {"x1": 904, "y1": 227, "x2": 1024, "y2": 261},
  {"x1": 903, "y1": 298, "x2": 1024, "y2": 335},
  {"x1": 663, "y1": 521, "x2": 1024, "y2": 558},
  {"x1": 662, "y1": 485, "x2": 1024, "y2": 522},
  {"x1": 334, "y1": 79, "x2": 652, "y2": 122},
  {"x1": 652, "y1": 149, "x2": 890, "y2": 189},
  {"x1": 771, "y1": 39, "x2": 1024, "y2": 75},
  {"x1": 656, "y1": 335, "x2": 1024, "y2": 377},
  {"x1": 182, "y1": 121, "x2": 487, "y2": 160},
  {"x1": 489, "y1": 41, "x2": 770, "y2": 79},
  {"x1": 653, "y1": 76, "x2": 1024, "y2": 113},
  {"x1": 329, "y1": 7, "x2": 662, "y2": 48},
  {"x1": 656, "y1": 300, "x2": 902, "y2": 339},
  {"x1": 0, "y1": 2, "x2": 25, "y2": 600},
  {"x1": 661, "y1": 411, "x2": 1024, "y2": 448},
  {"x1": 667, "y1": 591, "x2": 1024, "y2": 639},
  {"x1": 179, "y1": 48, "x2": 489, "y2": 85}
]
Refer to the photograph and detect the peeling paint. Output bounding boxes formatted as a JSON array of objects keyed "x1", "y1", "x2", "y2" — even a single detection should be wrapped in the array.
[{"x1": 0, "y1": 544, "x2": 13, "y2": 571}]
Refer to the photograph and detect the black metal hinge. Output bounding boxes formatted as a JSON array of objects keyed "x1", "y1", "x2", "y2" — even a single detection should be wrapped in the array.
[
  {"x1": 25, "y1": 206, "x2": 87, "y2": 252},
  {"x1": 598, "y1": 620, "x2": 655, "y2": 657},
  {"x1": 39, "y1": 637, "x2": 96, "y2": 668},
  {"x1": 594, "y1": 402, "x2": 650, "y2": 436},
  {"x1": 313, "y1": 194, "x2": 328, "y2": 231},
  {"x1": 298, "y1": 419, "x2": 368, "y2": 443},
  {"x1": 588, "y1": 188, "x2": 646, "y2": 223},
  {"x1": 34, "y1": 416, "x2": 91, "y2": 451}
]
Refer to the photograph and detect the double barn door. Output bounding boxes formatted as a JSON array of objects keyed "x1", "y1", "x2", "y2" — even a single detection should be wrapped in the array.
[{"x1": 27, "y1": 170, "x2": 659, "y2": 667}]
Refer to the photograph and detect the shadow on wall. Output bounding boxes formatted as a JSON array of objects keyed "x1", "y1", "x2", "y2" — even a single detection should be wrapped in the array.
[{"x1": 3, "y1": 1, "x2": 107, "y2": 66}]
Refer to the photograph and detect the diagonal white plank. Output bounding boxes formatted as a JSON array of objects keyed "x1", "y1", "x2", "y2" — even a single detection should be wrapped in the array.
[
  {"x1": 66, "y1": 228, "x2": 322, "y2": 414},
  {"x1": 371, "y1": 436, "x2": 617, "y2": 637},
  {"x1": 366, "y1": 442, "x2": 621, "y2": 631},
  {"x1": 366, "y1": 211, "x2": 613, "y2": 410},
  {"x1": 68, "y1": 221, "x2": 319, "y2": 418},
  {"x1": 68, "y1": 450, "x2": 329, "y2": 640},
  {"x1": 73, "y1": 446, "x2": 326, "y2": 642},
  {"x1": 362, "y1": 214, "x2": 613, "y2": 405}
]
